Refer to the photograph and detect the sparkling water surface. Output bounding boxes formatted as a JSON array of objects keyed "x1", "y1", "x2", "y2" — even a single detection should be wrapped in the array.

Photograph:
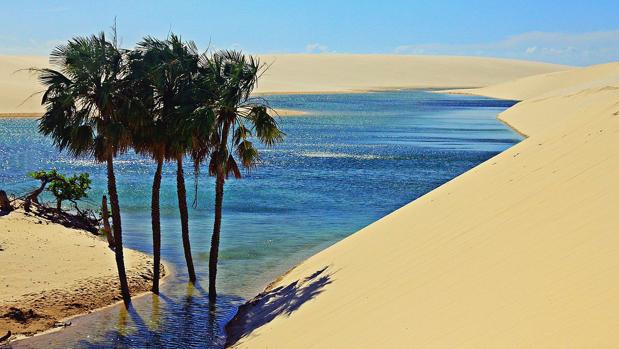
[{"x1": 0, "y1": 91, "x2": 520, "y2": 348}]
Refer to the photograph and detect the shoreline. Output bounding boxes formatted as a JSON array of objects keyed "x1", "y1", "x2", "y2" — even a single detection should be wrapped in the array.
[
  {"x1": 0, "y1": 209, "x2": 171, "y2": 344},
  {"x1": 0, "y1": 109, "x2": 310, "y2": 118},
  {"x1": 8, "y1": 261, "x2": 174, "y2": 346},
  {"x1": 0, "y1": 113, "x2": 42, "y2": 118}
]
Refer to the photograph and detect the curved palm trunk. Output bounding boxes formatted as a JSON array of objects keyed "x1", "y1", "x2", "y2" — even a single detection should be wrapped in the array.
[
  {"x1": 177, "y1": 155, "x2": 196, "y2": 282},
  {"x1": 209, "y1": 174, "x2": 224, "y2": 302},
  {"x1": 151, "y1": 158, "x2": 163, "y2": 294},
  {"x1": 107, "y1": 153, "x2": 131, "y2": 306}
]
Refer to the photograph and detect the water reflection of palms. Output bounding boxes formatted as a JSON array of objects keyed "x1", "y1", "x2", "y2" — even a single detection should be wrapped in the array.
[{"x1": 149, "y1": 294, "x2": 161, "y2": 332}]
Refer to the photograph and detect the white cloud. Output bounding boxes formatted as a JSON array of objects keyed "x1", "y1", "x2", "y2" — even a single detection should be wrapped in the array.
[
  {"x1": 305, "y1": 42, "x2": 329, "y2": 53},
  {"x1": 395, "y1": 31, "x2": 619, "y2": 66}
]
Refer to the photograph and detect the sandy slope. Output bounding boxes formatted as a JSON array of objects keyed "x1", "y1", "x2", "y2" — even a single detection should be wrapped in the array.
[
  {"x1": 0, "y1": 209, "x2": 163, "y2": 337},
  {"x1": 445, "y1": 61, "x2": 619, "y2": 100},
  {"x1": 0, "y1": 54, "x2": 567, "y2": 115},
  {"x1": 226, "y1": 63, "x2": 619, "y2": 348}
]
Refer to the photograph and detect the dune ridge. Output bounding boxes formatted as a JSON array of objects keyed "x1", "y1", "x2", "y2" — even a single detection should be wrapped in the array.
[
  {"x1": 226, "y1": 62, "x2": 619, "y2": 348},
  {"x1": 0, "y1": 54, "x2": 567, "y2": 114}
]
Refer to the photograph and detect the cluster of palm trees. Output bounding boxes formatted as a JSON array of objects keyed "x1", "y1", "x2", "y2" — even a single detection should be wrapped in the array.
[{"x1": 34, "y1": 31, "x2": 284, "y2": 306}]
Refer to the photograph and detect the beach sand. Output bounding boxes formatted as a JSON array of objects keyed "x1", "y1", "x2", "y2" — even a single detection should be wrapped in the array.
[
  {"x1": 0, "y1": 54, "x2": 567, "y2": 115},
  {"x1": 0, "y1": 209, "x2": 164, "y2": 338},
  {"x1": 226, "y1": 62, "x2": 619, "y2": 348}
]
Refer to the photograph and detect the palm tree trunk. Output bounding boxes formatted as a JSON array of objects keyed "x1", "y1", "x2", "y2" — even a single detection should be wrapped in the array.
[
  {"x1": 151, "y1": 158, "x2": 163, "y2": 294},
  {"x1": 107, "y1": 152, "x2": 131, "y2": 306},
  {"x1": 209, "y1": 120, "x2": 232, "y2": 303},
  {"x1": 102, "y1": 195, "x2": 115, "y2": 248},
  {"x1": 177, "y1": 155, "x2": 196, "y2": 282},
  {"x1": 209, "y1": 174, "x2": 224, "y2": 302}
]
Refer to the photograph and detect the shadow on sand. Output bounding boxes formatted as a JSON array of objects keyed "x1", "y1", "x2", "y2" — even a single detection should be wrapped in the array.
[{"x1": 225, "y1": 265, "x2": 334, "y2": 347}]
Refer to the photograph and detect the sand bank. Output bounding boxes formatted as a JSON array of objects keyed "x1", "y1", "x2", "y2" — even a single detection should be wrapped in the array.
[
  {"x1": 0, "y1": 54, "x2": 567, "y2": 115},
  {"x1": 0, "y1": 209, "x2": 165, "y2": 340},
  {"x1": 226, "y1": 62, "x2": 619, "y2": 348}
]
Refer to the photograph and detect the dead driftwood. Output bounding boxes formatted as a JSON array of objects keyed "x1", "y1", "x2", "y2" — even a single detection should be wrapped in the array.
[
  {"x1": 0, "y1": 190, "x2": 12, "y2": 212},
  {"x1": 1, "y1": 308, "x2": 42, "y2": 324},
  {"x1": 13, "y1": 199, "x2": 100, "y2": 235},
  {"x1": 35, "y1": 204, "x2": 100, "y2": 234},
  {"x1": 0, "y1": 330, "x2": 10, "y2": 343},
  {"x1": 23, "y1": 179, "x2": 50, "y2": 213}
]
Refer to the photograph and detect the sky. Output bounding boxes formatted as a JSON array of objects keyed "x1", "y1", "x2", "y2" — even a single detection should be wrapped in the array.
[{"x1": 1, "y1": 0, "x2": 619, "y2": 66}]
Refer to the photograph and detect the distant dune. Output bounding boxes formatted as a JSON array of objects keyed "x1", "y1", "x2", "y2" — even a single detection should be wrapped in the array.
[
  {"x1": 0, "y1": 54, "x2": 567, "y2": 115},
  {"x1": 255, "y1": 54, "x2": 568, "y2": 94},
  {"x1": 226, "y1": 63, "x2": 619, "y2": 348},
  {"x1": 445, "y1": 61, "x2": 619, "y2": 100},
  {"x1": 0, "y1": 56, "x2": 48, "y2": 115}
]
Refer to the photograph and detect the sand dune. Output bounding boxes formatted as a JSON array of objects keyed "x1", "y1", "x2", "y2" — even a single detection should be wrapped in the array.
[
  {"x1": 445, "y1": 61, "x2": 619, "y2": 100},
  {"x1": 255, "y1": 54, "x2": 568, "y2": 93},
  {"x1": 226, "y1": 63, "x2": 619, "y2": 348},
  {"x1": 0, "y1": 56, "x2": 48, "y2": 115},
  {"x1": 0, "y1": 54, "x2": 567, "y2": 115}
]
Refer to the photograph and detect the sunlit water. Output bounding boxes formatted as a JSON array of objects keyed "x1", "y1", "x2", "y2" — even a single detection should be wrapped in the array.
[{"x1": 0, "y1": 91, "x2": 520, "y2": 348}]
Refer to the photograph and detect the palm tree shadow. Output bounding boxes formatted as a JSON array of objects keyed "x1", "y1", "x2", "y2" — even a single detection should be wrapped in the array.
[{"x1": 225, "y1": 266, "x2": 334, "y2": 347}]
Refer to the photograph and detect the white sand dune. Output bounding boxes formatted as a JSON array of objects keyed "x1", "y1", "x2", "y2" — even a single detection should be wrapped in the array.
[
  {"x1": 0, "y1": 54, "x2": 567, "y2": 115},
  {"x1": 255, "y1": 54, "x2": 568, "y2": 94},
  {"x1": 445, "y1": 61, "x2": 619, "y2": 100},
  {"x1": 0, "y1": 56, "x2": 48, "y2": 115},
  {"x1": 226, "y1": 62, "x2": 619, "y2": 348}
]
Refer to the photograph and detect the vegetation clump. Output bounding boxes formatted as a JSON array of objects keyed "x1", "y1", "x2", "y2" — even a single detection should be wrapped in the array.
[
  {"x1": 17, "y1": 169, "x2": 99, "y2": 233},
  {"x1": 29, "y1": 169, "x2": 91, "y2": 213},
  {"x1": 47, "y1": 172, "x2": 91, "y2": 213},
  {"x1": 33, "y1": 27, "x2": 284, "y2": 306}
]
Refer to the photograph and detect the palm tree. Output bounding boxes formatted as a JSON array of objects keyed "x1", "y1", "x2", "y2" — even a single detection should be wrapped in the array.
[
  {"x1": 125, "y1": 47, "x2": 165, "y2": 294},
  {"x1": 130, "y1": 34, "x2": 203, "y2": 289},
  {"x1": 195, "y1": 50, "x2": 284, "y2": 302},
  {"x1": 35, "y1": 32, "x2": 133, "y2": 306}
]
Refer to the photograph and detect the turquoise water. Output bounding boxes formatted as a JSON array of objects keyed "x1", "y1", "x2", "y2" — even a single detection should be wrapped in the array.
[{"x1": 1, "y1": 91, "x2": 520, "y2": 348}]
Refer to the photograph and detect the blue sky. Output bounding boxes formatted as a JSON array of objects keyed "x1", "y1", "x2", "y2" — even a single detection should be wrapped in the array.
[{"x1": 2, "y1": 0, "x2": 619, "y2": 65}]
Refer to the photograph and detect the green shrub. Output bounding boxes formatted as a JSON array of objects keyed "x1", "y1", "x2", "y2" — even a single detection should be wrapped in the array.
[{"x1": 28, "y1": 169, "x2": 91, "y2": 212}]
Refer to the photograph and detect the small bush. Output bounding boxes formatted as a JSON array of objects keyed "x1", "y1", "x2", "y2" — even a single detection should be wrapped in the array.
[
  {"x1": 48, "y1": 172, "x2": 91, "y2": 211},
  {"x1": 28, "y1": 169, "x2": 91, "y2": 212}
]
